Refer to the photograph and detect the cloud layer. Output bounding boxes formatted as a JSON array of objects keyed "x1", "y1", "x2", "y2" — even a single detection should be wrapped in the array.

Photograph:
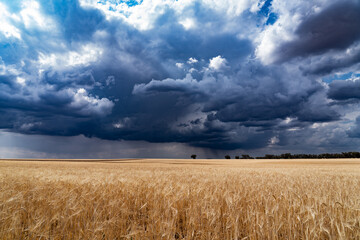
[{"x1": 1, "y1": 0, "x2": 360, "y2": 157}]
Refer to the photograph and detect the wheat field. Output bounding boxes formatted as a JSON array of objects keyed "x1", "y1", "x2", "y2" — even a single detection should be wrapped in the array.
[{"x1": 0, "y1": 158, "x2": 359, "y2": 239}]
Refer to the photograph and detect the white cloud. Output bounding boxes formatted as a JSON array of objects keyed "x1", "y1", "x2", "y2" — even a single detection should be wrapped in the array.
[
  {"x1": 176, "y1": 62, "x2": 184, "y2": 68},
  {"x1": 20, "y1": 0, "x2": 56, "y2": 31},
  {"x1": 16, "y1": 77, "x2": 26, "y2": 86},
  {"x1": 202, "y1": 0, "x2": 259, "y2": 17},
  {"x1": 113, "y1": 117, "x2": 131, "y2": 129},
  {"x1": 0, "y1": 59, "x2": 27, "y2": 87},
  {"x1": 69, "y1": 88, "x2": 114, "y2": 116},
  {"x1": 80, "y1": 0, "x2": 174, "y2": 31},
  {"x1": 0, "y1": 0, "x2": 58, "y2": 40},
  {"x1": 0, "y1": 59, "x2": 21, "y2": 76},
  {"x1": 179, "y1": 18, "x2": 196, "y2": 30},
  {"x1": 79, "y1": 0, "x2": 262, "y2": 31},
  {"x1": 189, "y1": 68, "x2": 197, "y2": 73},
  {"x1": 0, "y1": 3, "x2": 21, "y2": 39},
  {"x1": 133, "y1": 73, "x2": 201, "y2": 95},
  {"x1": 209, "y1": 55, "x2": 228, "y2": 71},
  {"x1": 269, "y1": 136, "x2": 279, "y2": 145},
  {"x1": 187, "y1": 57, "x2": 198, "y2": 64},
  {"x1": 255, "y1": 17, "x2": 299, "y2": 64},
  {"x1": 38, "y1": 44, "x2": 103, "y2": 69}
]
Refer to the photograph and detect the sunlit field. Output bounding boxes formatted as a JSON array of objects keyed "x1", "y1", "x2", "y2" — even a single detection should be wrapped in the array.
[{"x1": 0, "y1": 159, "x2": 359, "y2": 239}]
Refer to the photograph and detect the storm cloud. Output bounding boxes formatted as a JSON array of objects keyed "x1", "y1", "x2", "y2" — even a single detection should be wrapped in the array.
[
  {"x1": 328, "y1": 78, "x2": 360, "y2": 101},
  {"x1": 0, "y1": 0, "x2": 360, "y2": 157},
  {"x1": 276, "y1": 0, "x2": 360, "y2": 63}
]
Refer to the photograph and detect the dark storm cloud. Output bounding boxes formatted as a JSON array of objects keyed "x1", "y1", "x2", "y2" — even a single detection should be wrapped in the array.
[
  {"x1": 276, "y1": 0, "x2": 360, "y2": 63},
  {"x1": 154, "y1": 27, "x2": 253, "y2": 62},
  {"x1": 328, "y1": 79, "x2": 360, "y2": 101},
  {"x1": 135, "y1": 62, "x2": 338, "y2": 124},
  {"x1": 0, "y1": 0, "x2": 359, "y2": 155},
  {"x1": 41, "y1": 69, "x2": 96, "y2": 90},
  {"x1": 303, "y1": 51, "x2": 360, "y2": 75},
  {"x1": 130, "y1": 59, "x2": 340, "y2": 149},
  {"x1": 347, "y1": 116, "x2": 360, "y2": 138}
]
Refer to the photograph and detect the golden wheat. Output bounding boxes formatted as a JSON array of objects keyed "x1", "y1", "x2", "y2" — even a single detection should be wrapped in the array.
[{"x1": 0, "y1": 159, "x2": 359, "y2": 239}]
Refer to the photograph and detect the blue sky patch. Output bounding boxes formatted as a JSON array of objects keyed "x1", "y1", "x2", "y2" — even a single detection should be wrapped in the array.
[
  {"x1": 97, "y1": 0, "x2": 142, "y2": 7},
  {"x1": 266, "y1": 12, "x2": 278, "y2": 25},
  {"x1": 322, "y1": 72, "x2": 359, "y2": 83},
  {"x1": 259, "y1": 0, "x2": 273, "y2": 16},
  {"x1": 259, "y1": 0, "x2": 278, "y2": 25}
]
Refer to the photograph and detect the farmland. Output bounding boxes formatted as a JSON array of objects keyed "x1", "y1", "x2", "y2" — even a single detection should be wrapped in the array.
[{"x1": 0, "y1": 159, "x2": 359, "y2": 239}]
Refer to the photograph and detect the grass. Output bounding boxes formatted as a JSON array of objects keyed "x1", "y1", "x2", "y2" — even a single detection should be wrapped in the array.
[{"x1": 0, "y1": 158, "x2": 359, "y2": 239}]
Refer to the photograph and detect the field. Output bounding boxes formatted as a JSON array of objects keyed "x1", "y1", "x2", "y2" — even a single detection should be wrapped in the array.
[{"x1": 0, "y1": 158, "x2": 359, "y2": 239}]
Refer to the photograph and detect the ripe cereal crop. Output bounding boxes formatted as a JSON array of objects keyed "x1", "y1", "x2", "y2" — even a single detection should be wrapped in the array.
[{"x1": 0, "y1": 159, "x2": 359, "y2": 239}]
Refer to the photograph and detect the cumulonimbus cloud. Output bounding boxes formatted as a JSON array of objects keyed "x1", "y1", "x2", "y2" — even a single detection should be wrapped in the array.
[{"x1": 0, "y1": 0, "x2": 360, "y2": 153}]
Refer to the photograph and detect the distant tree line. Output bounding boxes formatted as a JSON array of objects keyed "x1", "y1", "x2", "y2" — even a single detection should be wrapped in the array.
[
  {"x1": 255, "y1": 152, "x2": 360, "y2": 159},
  {"x1": 191, "y1": 152, "x2": 360, "y2": 159}
]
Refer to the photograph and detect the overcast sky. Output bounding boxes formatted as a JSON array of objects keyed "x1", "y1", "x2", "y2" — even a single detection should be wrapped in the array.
[{"x1": 1, "y1": 0, "x2": 360, "y2": 158}]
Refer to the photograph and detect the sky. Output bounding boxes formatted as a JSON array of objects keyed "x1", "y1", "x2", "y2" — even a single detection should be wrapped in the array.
[{"x1": 1, "y1": 0, "x2": 360, "y2": 158}]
